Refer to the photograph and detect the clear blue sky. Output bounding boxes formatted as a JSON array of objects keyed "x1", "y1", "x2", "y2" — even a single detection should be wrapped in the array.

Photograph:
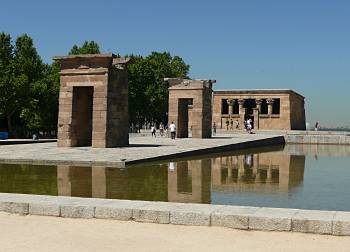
[{"x1": 1, "y1": 0, "x2": 349, "y2": 126}]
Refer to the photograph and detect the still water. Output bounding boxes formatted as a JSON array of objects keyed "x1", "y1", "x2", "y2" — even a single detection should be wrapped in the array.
[{"x1": 1, "y1": 144, "x2": 350, "y2": 211}]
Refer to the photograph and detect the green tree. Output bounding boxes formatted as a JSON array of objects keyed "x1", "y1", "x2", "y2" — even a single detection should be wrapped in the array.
[
  {"x1": 20, "y1": 62, "x2": 60, "y2": 134},
  {"x1": 128, "y1": 52, "x2": 189, "y2": 127},
  {"x1": 0, "y1": 33, "x2": 53, "y2": 136},
  {"x1": 0, "y1": 32, "x2": 14, "y2": 131},
  {"x1": 13, "y1": 34, "x2": 46, "y2": 135},
  {"x1": 69, "y1": 41, "x2": 100, "y2": 55}
]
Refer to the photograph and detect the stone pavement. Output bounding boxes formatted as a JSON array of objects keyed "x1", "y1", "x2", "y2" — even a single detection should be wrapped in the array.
[{"x1": 0, "y1": 133, "x2": 283, "y2": 167}]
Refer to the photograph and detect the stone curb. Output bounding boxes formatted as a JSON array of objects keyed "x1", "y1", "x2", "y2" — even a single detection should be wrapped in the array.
[{"x1": 0, "y1": 193, "x2": 349, "y2": 236}]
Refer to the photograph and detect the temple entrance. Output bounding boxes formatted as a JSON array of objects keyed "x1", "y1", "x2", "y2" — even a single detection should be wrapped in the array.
[
  {"x1": 177, "y1": 98, "x2": 193, "y2": 138},
  {"x1": 72, "y1": 87, "x2": 94, "y2": 146},
  {"x1": 244, "y1": 115, "x2": 255, "y2": 129},
  {"x1": 244, "y1": 99, "x2": 256, "y2": 129}
]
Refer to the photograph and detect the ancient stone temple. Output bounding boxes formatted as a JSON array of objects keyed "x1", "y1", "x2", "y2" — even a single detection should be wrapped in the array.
[
  {"x1": 212, "y1": 89, "x2": 306, "y2": 130},
  {"x1": 166, "y1": 78, "x2": 216, "y2": 138},
  {"x1": 54, "y1": 54, "x2": 130, "y2": 148}
]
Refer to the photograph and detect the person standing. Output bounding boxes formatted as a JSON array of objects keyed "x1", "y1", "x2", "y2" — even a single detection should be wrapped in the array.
[
  {"x1": 230, "y1": 119, "x2": 234, "y2": 130},
  {"x1": 151, "y1": 125, "x2": 156, "y2": 137},
  {"x1": 246, "y1": 119, "x2": 253, "y2": 134},
  {"x1": 226, "y1": 119, "x2": 229, "y2": 131},
  {"x1": 213, "y1": 122, "x2": 217, "y2": 136},
  {"x1": 169, "y1": 121, "x2": 176, "y2": 139},
  {"x1": 315, "y1": 121, "x2": 319, "y2": 131},
  {"x1": 159, "y1": 123, "x2": 164, "y2": 137}
]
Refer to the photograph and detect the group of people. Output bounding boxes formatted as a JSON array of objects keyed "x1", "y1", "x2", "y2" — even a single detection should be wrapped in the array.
[
  {"x1": 150, "y1": 122, "x2": 177, "y2": 139},
  {"x1": 225, "y1": 118, "x2": 240, "y2": 130},
  {"x1": 222, "y1": 118, "x2": 253, "y2": 134},
  {"x1": 213, "y1": 118, "x2": 253, "y2": 135}
]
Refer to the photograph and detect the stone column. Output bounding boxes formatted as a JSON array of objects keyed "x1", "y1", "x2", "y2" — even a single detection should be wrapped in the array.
[
  {"x1": 238, "y1": 99, "x2": 245, "y2": 114},
  {"x1": 267, "y1": 98, "x2": 274, "y2": 115},
  {"x1": 238, "y1": 99, "x2": 245, "y2": 129},
  {"x1": 255, "y1": 99, "x2": 263, "y2": 113},
  {"x1": 227, "y1": 99, "x2": 235, "y2": 116}
]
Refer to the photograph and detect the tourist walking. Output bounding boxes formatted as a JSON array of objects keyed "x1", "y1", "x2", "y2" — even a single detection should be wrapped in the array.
[
  {"x1": 246, "y1": 119, "x2": 253, "y2": 134},
  {"x1": 213, "y1": 122, "x2": 217, "y2": 136},
  {"x1": 226, "y1": 119, "x2": 229, "y2": 131},
  {"x1": 151, "y1": 125, "x2": 156, "y2": 137},
  {"x1": 169, "y1": 121, "x2": 176, "y2": 139},
  {"x1": 315, "y1": 121, "x2": 319, "y2": 131},
  {"x1": 159, "y1": 123, "x2": 164, "y2": 137}
]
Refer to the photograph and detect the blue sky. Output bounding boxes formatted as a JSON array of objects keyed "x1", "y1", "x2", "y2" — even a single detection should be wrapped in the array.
[{"x1": 1, "y1": 0, "x2": 349, "y2": 126}]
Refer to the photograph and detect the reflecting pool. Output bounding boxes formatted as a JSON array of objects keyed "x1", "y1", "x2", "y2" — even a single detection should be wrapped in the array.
[{"x1": 1, "y1": 144, "x2": 350, "y2": 211}]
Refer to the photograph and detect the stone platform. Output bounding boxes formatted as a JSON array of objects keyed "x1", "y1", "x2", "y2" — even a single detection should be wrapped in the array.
[{"x1": 0, "y1": 133, "x2": 284, "y2": 167}]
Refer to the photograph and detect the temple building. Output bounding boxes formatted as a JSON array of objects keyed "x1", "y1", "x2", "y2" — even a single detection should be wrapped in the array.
[{"x1": 212, "y1": 89, "x2": 306, "y2": 130}]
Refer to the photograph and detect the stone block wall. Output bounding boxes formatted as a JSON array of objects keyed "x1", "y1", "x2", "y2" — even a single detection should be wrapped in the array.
[
  {"x1": 54, "y1": 54, "x2": 130, "y2": 148},
  {"x1": 212, "y1": 90, "x2": 305, "y2": 130},
  {"x1": 289, "y1": 93, "x2": 306, "y2": 130},
  {"x1": 167, "y1": 79, "x2": 215, "y2": 139}
]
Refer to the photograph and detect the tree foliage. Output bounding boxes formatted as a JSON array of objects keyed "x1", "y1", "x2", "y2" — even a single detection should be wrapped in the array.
[
  {"x1": 69, "y1": 41, "x2": 100, "y2": 55},
  {"x1": 0, "y1": 32, "x2": 58, "y2": 136},
  {"x1": 0, "y1": 33, "x2": 190, "y2": 137},
  {"x1": 128, "y1": 52, "x2": 189, "y2": 126}
]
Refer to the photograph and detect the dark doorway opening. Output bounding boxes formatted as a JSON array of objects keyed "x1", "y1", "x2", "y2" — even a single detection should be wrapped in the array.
[
  {"x1": 177, "y1": 98, "x2": 193, "y2": 138},
  {"x1": 272, "y1": 99, "x2": 280, "y2": 114},
  {"x1": 221, "y1": 99, "x2": 228, "y2": 114},
  {"x1": 261, "y1": 99, "x2": 268, "y2": 114},
  {"x1": 232, "y1": 100, "x2": 239, "y2": 114},
  {"x1": 244, "y1": 99, "x2": 256, "y2": 115},
  {"x1": 72, "y1": 87, "x2": 94, "y2": 146}
]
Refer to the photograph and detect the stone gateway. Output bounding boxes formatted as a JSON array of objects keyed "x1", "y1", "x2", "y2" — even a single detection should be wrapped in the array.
[
  {"x1": 54, "y1": 54, "x2": 130, "y2": 148},
  {"x1": 166, "y1": 78, "x2": 216, "y2": 138}
]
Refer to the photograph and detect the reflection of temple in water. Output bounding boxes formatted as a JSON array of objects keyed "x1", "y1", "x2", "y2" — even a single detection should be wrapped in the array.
[
  {"x1": 211, "y1": 152, "x2": 305, "y2": 193},
  {"x1": 55, "y1": 151, "x2": 305, "y2": 203},
  {"x1": 167, "y1": 160, "x2": 211, "y2": 204}
]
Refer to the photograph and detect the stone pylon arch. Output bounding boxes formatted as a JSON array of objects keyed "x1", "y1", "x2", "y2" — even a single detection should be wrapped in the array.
[
  {"x1": 54, "y1": 54, "x2": 130, "y2": 148},
  {"x1": 166, "y1": 78, "x2": 216, "y2": 138}
]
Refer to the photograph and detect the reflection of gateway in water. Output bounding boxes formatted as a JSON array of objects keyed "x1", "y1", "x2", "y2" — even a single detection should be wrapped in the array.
[
  {"x1": 56, "y1": 151, "x2": 305, "y2": 203},
  {"x1": 167, "y1": 160, "x2": 211, "y2": 204}
]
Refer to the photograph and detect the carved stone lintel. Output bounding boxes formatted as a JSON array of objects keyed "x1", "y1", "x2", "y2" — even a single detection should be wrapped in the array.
[
  {"x1": 227, "y1": 99, "x2": 235, "y2": 106},
  {"x1": 266, "y1": 98, "x2": 275, "y2": 104},
  {"x1": 255, "y1": 99, "x2": 263, "y2": 105},
  {"x1": 237, "y1": 99, "x2": 245, "y2": 105}
]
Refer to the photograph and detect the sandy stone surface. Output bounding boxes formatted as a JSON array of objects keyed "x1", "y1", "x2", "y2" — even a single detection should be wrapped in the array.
[
  {"x1": 0, "y1": 212, "x2": 350, "y2": 252},
  {"x1": 0, "y1": 133, "x2": 281, "y2": 166}
]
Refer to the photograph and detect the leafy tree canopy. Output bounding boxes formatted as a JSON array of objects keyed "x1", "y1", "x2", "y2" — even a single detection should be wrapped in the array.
[
  {"x1": 0, "y1": 33, "x2": 190, "y2": 137},
  {"x1": 69, "y1": 41, "x2": 100, "y2": 55}
]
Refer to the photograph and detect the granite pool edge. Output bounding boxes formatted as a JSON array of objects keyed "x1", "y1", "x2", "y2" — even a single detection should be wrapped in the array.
[{"x1": 0, "y1": 193, "x2": 349, "y2": 236}]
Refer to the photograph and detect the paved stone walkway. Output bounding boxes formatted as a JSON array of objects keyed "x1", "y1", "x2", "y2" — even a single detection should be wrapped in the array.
[{"x1": 0, "y1": 133, "x2": 282, "y2": 167}]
